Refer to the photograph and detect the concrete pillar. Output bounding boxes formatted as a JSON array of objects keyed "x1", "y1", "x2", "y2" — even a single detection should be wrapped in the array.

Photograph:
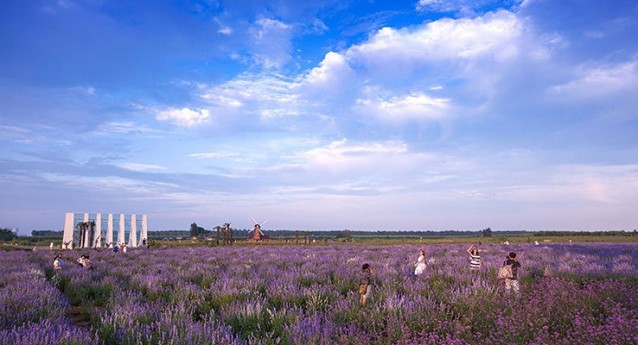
[
  {"x1": 118, "y1": 213, "x2": 125, "y2": 245},
  {"x1": 141, "y1": 214, "x2": 148, "y2": 246},
  {"x1": 95, "y1": 213, "x2": 102, "y2": 248},
  {"x1": 107, "y1": 214, "x2": 113, "y2": 247},
  {"x1": 62, "y1": 212, "x2": 74, "y2": 250},
  {"x1": 129, "y1": 214, "x2": 137, "y2": 248},
  {"x1": 83, "y1": 213, "x2": 90, "y2": 248}
]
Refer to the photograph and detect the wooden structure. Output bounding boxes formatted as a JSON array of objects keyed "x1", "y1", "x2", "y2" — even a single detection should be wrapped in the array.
[{"x1": 215, "y1": 223, "x2": 234, "y2": 245}]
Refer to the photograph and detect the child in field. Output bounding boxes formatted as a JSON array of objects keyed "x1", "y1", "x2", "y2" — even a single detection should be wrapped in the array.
[
  {"x1": 359, "y1": 263, "x2": 374, "y2": 306},
  {"x1": 53, "y1": 253, "x2": 62, "y2": 270},
  {"x1": 503, "y1": 252, "x2": 521, "y2": 294},
  {"x1": 467, "y1": 244, "x2": 481, "y2": 271},
  {"x1": 414, "y1": 250, "x2": 426, "y2": 276}
]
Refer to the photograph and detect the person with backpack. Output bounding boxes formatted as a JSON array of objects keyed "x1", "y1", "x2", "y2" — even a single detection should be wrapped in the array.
[
  {"x1": 359, "y1": 263, "x2": 374, "y2": 306},
  {"x1": 502, "y1": 252, "x2": 521, "y2": 294}
]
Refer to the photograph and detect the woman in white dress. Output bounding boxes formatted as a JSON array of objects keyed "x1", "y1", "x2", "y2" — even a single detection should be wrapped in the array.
[{"x1": 414, "y1": 249, "x2": 426, "y2": 276}]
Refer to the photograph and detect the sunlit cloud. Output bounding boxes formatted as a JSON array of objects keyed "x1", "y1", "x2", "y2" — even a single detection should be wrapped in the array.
[
  {"x1": 356, "y1": 92, "x2": 451, "y2": 120},
  {"x1": 155, "y1": 107, "x2": 211, "y2": 127}
]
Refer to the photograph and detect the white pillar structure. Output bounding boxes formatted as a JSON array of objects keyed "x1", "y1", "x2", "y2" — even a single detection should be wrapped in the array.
[
  {"x1": 106, "y1": 213, "x2": 114, "y2": 247},
  {"x1": 141, "y1": 214, "x2": 148, "y2": 245},
  {"x1": 95, "y1": 213, "x2": 102, "y2": 248},
  {"x1": 118, "y1": 213, "x2": 125, "y2": 245},
  {"x1": 129, "y1": 214, "x2": 137, "y2": 248},
  {"x1": 83, "y1": 213, "x2": 90, "y2": 248},
  {"x1": 62, "y1": 212, "x2": 74, "y2": 250},
  {"x1": 62, "y1": 212, "x2": 148, "y2": 250}
]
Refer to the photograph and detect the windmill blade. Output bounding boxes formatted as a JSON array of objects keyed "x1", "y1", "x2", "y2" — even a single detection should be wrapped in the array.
[
  {"x1": 260, "y1": 219, "x2": 268, "y2": 226},
  {"x1": 251, "y1": 216, "x2": 258, "y2": 225}
]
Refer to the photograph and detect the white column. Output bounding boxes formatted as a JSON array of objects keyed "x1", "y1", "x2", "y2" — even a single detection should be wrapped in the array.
[
  {"x1": 129, "y1": 214, "x2": 137, "y2": 248},
  {"x1": 63, "y1": 212, "x2": 74, "y2": 250},
  {"x1": 141, "y1": 214, "x2": 148, "y2": 245},
  {"x1": 83, "y1": 213, "x2": 90, "y2": 248},
  {"x1": 118, "y1": 213, "x2": 125, "y2": 245},
  {"x1": 107, "y1": 214, "x2": 114, "y2": 247},
  {"x1": 95, "y1": 213, "x2": 102, "y2": 248}
]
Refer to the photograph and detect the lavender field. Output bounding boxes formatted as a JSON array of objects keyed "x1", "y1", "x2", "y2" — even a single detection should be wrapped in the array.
[{"x1": 2, "y1": 242, "x2": 637, "y2": 345}]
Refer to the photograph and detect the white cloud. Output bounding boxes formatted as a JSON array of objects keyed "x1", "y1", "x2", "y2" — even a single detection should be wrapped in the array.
[
  {"x1": 416, "y1": 0, "x2": 524, "y2": 14},
  {"x1": 549, "y1": 59, "x2": 638, "y2": 100},
  {"x1": 118, "y1": 162, "x2": 168, "y2": 172},
  {"x1": 199, "y1": 73, "x2": 300, "y2": 119},
  {"x1": 94, "y1": 121, "x2": 157, "y2": 135},
  {"x1": 155, "y1": 107, "x2": 211, "y2": 127},
  {"x1": 189, "y1": 152, "x2": 241, "y2": 159},
  {"x1": 303, "y1": 52, "x2": 353, "y2": 88},
  {"x1": 356, "y1": 92, "x2": 451, "y2": 120},
  {"x1": 349, "y1": 10, "x2": 522, "y2": 66},
  {"x1": 250, "y1": 17, "x2": 293, "y2": 69}
]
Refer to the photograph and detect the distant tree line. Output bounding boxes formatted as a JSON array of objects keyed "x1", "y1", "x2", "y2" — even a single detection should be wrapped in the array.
[
  {"x1": 31, "y1": 230, "x2": 64, "y2": 240},
  {"x1": 535, "y1": 230, "x2": 638, "y2": 237}
]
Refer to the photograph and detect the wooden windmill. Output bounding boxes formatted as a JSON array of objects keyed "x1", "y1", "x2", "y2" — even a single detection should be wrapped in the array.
[{"x1": 249, "y1": 217, "x2": 268, "y2": 241}]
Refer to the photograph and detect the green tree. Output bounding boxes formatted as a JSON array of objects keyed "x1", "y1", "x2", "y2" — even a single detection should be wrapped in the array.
[
  {"x1": 482, "y1": 227, "x2": 493, "y2": 237},
  {"x1": 190, "y1": 222, "x2": 207, "y2": 237},
  {"x1": 0, "y1": 228, "x2": 17, "y2": 241},
  {"x1": 336, "y1": 229, "x2": 352, "y2": 241}
]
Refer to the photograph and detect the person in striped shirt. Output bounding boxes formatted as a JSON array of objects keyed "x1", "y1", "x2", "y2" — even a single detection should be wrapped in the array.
[{"x1": 466, "y1": 244, "x2": 481, "y2": 271}]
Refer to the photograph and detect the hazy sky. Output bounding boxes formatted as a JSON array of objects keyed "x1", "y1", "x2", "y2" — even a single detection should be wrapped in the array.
[{"x1": 1, "y1": 0, "x2": 637, "y2": 234}]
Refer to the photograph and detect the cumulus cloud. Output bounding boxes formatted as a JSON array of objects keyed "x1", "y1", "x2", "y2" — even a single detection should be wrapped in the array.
[
  {"x1": 348, "y1": 10, "x2": 522, "y2": 71},
  {"x1": 155, "y1": 107, "x2": 211, "y2": 127},
  {"x1": 293, "y1": 9, "x2": 531, "y2": 121}
]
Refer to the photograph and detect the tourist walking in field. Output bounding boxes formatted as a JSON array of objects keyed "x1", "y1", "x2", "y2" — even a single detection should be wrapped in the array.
[
  {"x1": 414, "y1": 249, "x2": 426, "y2": 276},
  {"x1": 467, "y1": 244, "x2": 481, "y2": 271},
  {"x1": 359, "y1": 263, "x2": 374, "y2": 306},
  {"x1": 53, "y1": 253, "x2": 62, "y2": 270},
  {"x1": 502, "y1": 252, "x2": 521, "y2": 294}
]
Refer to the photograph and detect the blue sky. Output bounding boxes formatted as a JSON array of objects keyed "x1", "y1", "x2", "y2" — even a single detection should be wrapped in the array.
[{"x1": 1, "y1": 0, "x2": 637, "y2": 234}]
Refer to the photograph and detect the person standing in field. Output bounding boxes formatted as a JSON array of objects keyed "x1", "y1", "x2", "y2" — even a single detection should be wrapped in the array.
[
  {"x1": 359, "y1": 263, "x2": 374, "y2": 306},
  {"x1": 414, "y1": 250, "x2": 426, "y2": 276},
  {"x1": 53, "y1": 253, "x2": 62, "y2": 270},
  {"x1": 503, "y1": 252, "x2": 521, "y2": 294},
  {"x1": 467, "y1": 244, "x2": 481, "y2": 271}
]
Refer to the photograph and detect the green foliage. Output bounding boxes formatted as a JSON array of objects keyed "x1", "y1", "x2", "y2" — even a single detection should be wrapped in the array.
[
  {"x1": 0, "y1": 228, "x2": 17, "y2": 241},
  {"x1": 482, "y1": 227, "x2": 493, "y2": 237}
]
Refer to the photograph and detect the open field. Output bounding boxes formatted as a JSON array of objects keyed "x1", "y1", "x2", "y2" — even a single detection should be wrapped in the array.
[{"x1": 2, "y1": 242, "x2": 637, "y2": 344}]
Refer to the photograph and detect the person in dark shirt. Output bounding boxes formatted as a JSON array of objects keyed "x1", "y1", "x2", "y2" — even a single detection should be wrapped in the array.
[
  {"x1": 503, "y1": 252, "x2": 521, "y2": 294},
  {"x1": 359, "y1": 263, "x2": 374, "y2": 306}
]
